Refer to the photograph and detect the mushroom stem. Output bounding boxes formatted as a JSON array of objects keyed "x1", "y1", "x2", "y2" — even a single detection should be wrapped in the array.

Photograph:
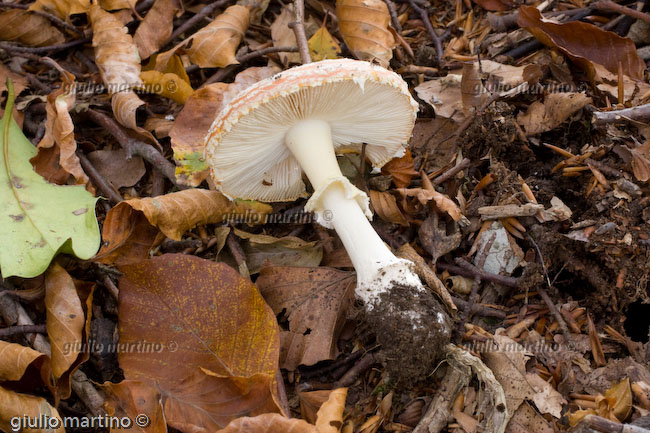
[{"x1": 285, "y1": 119, "x2": 423, "y2": 305}]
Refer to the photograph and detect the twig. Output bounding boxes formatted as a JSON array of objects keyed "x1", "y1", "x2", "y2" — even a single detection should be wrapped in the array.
[
  {"x1": 584, "y1": 158, "x2": 622, "y2": 179},
  {"x1": 0, "y1": 38, "x2": 91, "y2": 55},
  {"x1": 487, "y1": 7, "x2": 593, "y2": 32},
  {"x1": 77, "y1": 152, "x2": 122, "y2": 205},
  {"x1": 0, "y1": 3, "x2": 83, "y2": 35},
  {"x1": 0, "y1": 324, "x2": 47, "y2": 338},
  {"x1": 288, "y1": 0, "x2": 312, "y2": 64},
  {"x1": 593, "y1": 0, "x2": 650, "y2": 25},
  {"x1": 333, "y1": 353, "x2": 376, "y2": 387},
  {"x1": 204, "y1": 46, "x2": 298, "y2": 85},
  {"x1": 579, "y1": 414, "x2": 650, "y2": 432},
  {"x1": 383, "y1": 0, "x2": 402, "y2": 32},
  {"x1": 437, "y1": 261, "x2": 519, "y2": 288},
  {"x1": 431, "y1": 158, "x2": 470, "y2": 184},
  {"x1": 227, "y1": 232, "x2": 250, "y2": 278},
  {"x1": 450, "y1": 296, "x2": 506, "y2": 319},
  {"x1": 592, "y1": 103, "x2": 650, "y2": 125},
  {"x1": 407, "y1": 0, "x2": 442, "y2": 62},
  {"x1": 86, "y1": 109, "x2": 177, "y2": 185},
  {"x1": 164, "y1": 0, "x2": 231, "y2": 45},
  {"x1": 300, "y1": 350, "x2": 365, "y2": 379}
]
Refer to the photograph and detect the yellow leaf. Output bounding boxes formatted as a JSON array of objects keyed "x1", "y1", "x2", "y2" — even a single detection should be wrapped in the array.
[
  {"x1": 139, "y1": 70, "x2": 194, "y2": 104},
  {"x1": 308, "y1": 25, "x2": 340, "y2": 61}
]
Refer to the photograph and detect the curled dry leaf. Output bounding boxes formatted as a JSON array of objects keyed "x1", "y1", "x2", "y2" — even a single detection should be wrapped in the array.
[
  {"x1": 336, "y1": 0, "x2": 396, "y2": 67},
  {"x1": 506, "y1": 402, "x2": 554, "y2": 433},
  {"x1": 158, "y1": 5, "x2": 250, "y2": 69},
  {"x1": 111, "y1": 90, "x2": 158, "y2": 145},
  {"x1": 103, "y1": 380, "x2": 168, "y2": 433},
  {"x1": 94, "y1": 189, "x2": 272, "y2": 265},
  {"x1": 381, "y1": 148, "x2": 418, "y2": 188},
  {"x1": 473, "y1": 0, "x2": 514, "y2": 11},
  {"x1": 569, "y1": 378, "x2": 633, "y2": 426},
  {"x1": 0, "y1": 9, "x2": 65, "y2": 47},
  {"x1": 630, "y1": 141, "x2": 650, "y2": 182},
  {"x1": 117, "y1": 254, "x2": 281, "y2": 431},
  {"x1": 517, "y1": 5, "x2": 645, "y2": 80},
  {"x1": 398, "y1": 187, "x2": 465, "y2": 222},
  {"x1": 517, "y1": 92, "x2": 592, "y2": 135},
  {"x1": 37, "y1": 71, "x2": 90, "y2": 189},
  {"x1": 139, "y1": 70, "x2": 194, "y2": 104},
  {"x1": 220, "y1": 413, "x2": 316, "y2": 433},
  {"x1": 300, "y1": 390, "x2": 333, "y2": 424},
  {"x1": 0, "y1": 340, "x2": 49, "y2": 384},
  {"x1": 369, "y1": 190, "x2": 408, "y2": 226},
  {"x1": 315, "y1": 388, "x2": 347, "y2": 433},
  {"x1": 256, "y1": 267, "x2": 355, "y2": 370},
  {"x1": 170, "y1": 66, "x2": 278, "y2": 186},
  {"x1": 29, "y1": 0, "x2": 90, "y2": 19},
  {"x1": 133, "y1": 0, "x2": 182, "y2": 59},
  {"x1": 0, "y1": 387, "x2": 65, "y2": 433}
]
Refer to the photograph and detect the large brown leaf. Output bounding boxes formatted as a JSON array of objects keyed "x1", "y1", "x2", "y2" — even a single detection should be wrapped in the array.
[
  {"x1": 381, "y1": 149, "x2": 418, "y2": 188},
  {"x1": 220, "y1": 413, "x2": 316, "y2": 433},
  {"x1": 256, "y1": 267, "x2": 355, "y2": 370},
  {"x1": 0, "y1": 341, "x2": 48, "y2": 385},
  {"x1": 517, "y1": 5, "x2": 645, "y2": 80},
  {"x1": 336, "y1": 0, "x2": 395, "y2": 67},
  {"x1": 517, "y1": 92, "x2": 592, "y2": 135},
  {"x1": 0, "y1": 387, "x2": 65, "y2": 433},
  {"x1": 0, "y1": 9, "x2": 64, "y2": 47},
  {"x1": 29, "y1": 0, "x2": 89, "y2": 19},
  {"x1": 117, "y1": 254, "x2": 281, "y2": 431},
  {"x1": 103, "y1": 380, "x2": 167, "y2": 433},
  {"x1": 134, "y1": 0, "x2": 182, "y2": 59}
]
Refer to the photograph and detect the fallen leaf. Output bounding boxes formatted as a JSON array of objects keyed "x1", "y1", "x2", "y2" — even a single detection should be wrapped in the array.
[
  {"x1": 414, "y1": 73, "x2": 465, "y2": 121},
  {"x1": 134, "y1": 0, "x2": 182, "y2": 59},
  {"x1": 0, "y1": 9, "x2": 65, "y2": 47},
  {"x1": 316, "y1": 388, "x2": 347, "y2": 433},
  {"x1": 473, "y1": 0, "x2": 514, "y2": 11},
  {"x1": 381, "y1": 148, "x2": 418, "y2": 188},
  {"x1": 238, "y1": 0, "x2": 270, "y2": 24},
  {"x1": 29, "y1": 0, "x2": 89, "y2": 19},
  {"x1": 139, "y1": 70, "x2": 194, "y2": 104},
  {"x1": 308, "y1": 25, "x2": 341, "y2": 61},
  {"x1": 256, "y1": 266, "x2": 355, "y2": 370},
  {"x1": 117, "y1": 254, "x2": 281, "y2": 431},
  {"x1": 270, "y1": 5, "x2": 303, "y2": 66},
  {"x1": 220, "y1": 413, "x2": 316, "y2": 433},
  {"x1": 517, "y1": 92, "x2": 591, "y2": 135},
  {"x1": 0, "y1": 340, "x2": 48, "y2": 385},
  {"x1": 30, "y1": 145, "x2": 71, "y2": 186},
  {"x1": 630, "y1": 141, "x2": 650, "y2": 182},
  {"x1": 517, "y1": 5, "x2": 645, "y2": 80},
  {"x1": 111, "y1": 91, "x2": 157, "y2": 145},
  {"x1": 144, "y1": 116, "x2": 174, "y2": 138},
  {"x1": 0, "y1": 64, "x2": 28, "y2": 97},
  {"x1": 100, "y1": 0, "x2": 139, "y2": 11},
  {"x1": 525, "y1": 373, "x2": 566, "y2": 418},
  {"x1": 103, "y1": 380, "x2": 168, "y2": 433},
  {"x1": 336, "y1": 0, "x2": 396, "y2": 67},
  {"x1": 369, "y1": 190, "x2": 408, "y2": 226},
  {"x1": 86, "y1": 148, "x2": 145, "y2": 188},
  {"x1": 398, "y1": 187, "x2": 465, "y2": 222},
  {"x1": 0, "y1": 386, "x2": 65, "y2": 433},
  {"x1": 300, "y1": 390, "x2": 334, "y2": 424},
  {"x1": 170, "y1": 67, "x2": 278, "y2": 186},
  {"x1": 506, "y1": 402, "x2": 554, "y2": 433},
  {"x1": 461, "y1": 62, "x2": 489, "y2": 114},
  {"x1": 0, "y1": 82, "x2": 100, "y2": 278},
  {"x1": 569, "y1": 378, "x2": 633, "y2": 425}
]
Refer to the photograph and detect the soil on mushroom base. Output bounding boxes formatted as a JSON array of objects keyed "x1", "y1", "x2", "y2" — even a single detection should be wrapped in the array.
[{"x1": 359, "y1": 283, "x2": 452, "y2": 385}]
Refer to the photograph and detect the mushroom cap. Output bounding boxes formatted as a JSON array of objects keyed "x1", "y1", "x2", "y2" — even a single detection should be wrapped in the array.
[{"x1": 204, "y1": 59, "x2": 418, "y2": 202}]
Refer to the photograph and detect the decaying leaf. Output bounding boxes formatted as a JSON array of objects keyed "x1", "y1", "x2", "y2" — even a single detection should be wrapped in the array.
[
  {"x1": 505, "y1": 402, "x2": 554, "y2": 433},
  {"x1": 300, "y1": 390, "x2": 333, "y2": 424},
  {"x1": 630, "y1": 141, "x2": 650, "y2": 182},
  {"x1": 0, "y1": 340, "x2": 48, "y2": 384},
  {"x1": 111, "y1": 91, "x2": 158, "y2": 144},
  {"x1": 517, "y1": 5, "x2": 645, "y2": 80},
  {"x1": 525, "y1": 373, "x2": 566, "y2": 418},
  {"x1": 102, "y1": 380, "x2": 169, "y2": 433},
  {"x1": 414, "y1": 73, "x2": 465, "y2": 121},
  {"x1": 257, "y1": 266, "x2": 355, "y2": 370},
  {"x1": 517, "y1": 92, "x2": 591, "y2": 135},
  {"x1": 569, "y1": 378, "x2": 633, "y2": 425},
  {"x1": 381, "y1": 148, "x2": 418, "y2": 188},
  {"x1": 220, "y1": 413, "x2": 316, "y2": 433},
  {"x1": 0, "y1": 9, "x2": 65, "y2": 47},
  {"x1": 117, "y1": 254, "x2": 281, "y2": 431},
  {"x1": 336, "y1": 0, "x2": 396, "y2": 67},
  {"x1": 0, "y1": 83, "x2": 100, "y2": 278},
  {"x1": 0, "y1": 387, "x2": 65, "y2": 433},
  {"x1": 170, "y1": 67, "x2": 278, "y2": 186},
  {"x1": 37, "y1": 71, "x2": 90, "y2": 189},
  {"x1": 29, "y1": 0, "x2": 89, "y2": 19},
  {"x1": 308, "y1": 25, "x2": 341, "y2": 61},
  {"x1": 369, "y1": 190, "x2": 408, "y2": 226},
  {"x1": 270, "y1": 5, "x2": 303, "y2": 66},
  {"x1": 95, "y1": 189, "x2": 272, "y2": 265},
  {"x1": 86, "y1": 148, "x2": 145, "y2": 189},
  {"x1": 461, "y1": 62, "x2": 489, "y2": 114},
  {"x1": 315, "y1": 388, "x2": 347, "y2": 433},
  {"x1": 473, "y1": 0, "x2": 514, "y2": 11},
  {"x1": 139, "y1": 70, "x2": 194, "y2": 104},
  {"x1": 398, "y1": 186, "x2": 465, "y2": 222},
  {"x1": 134, "y1": 0, "x2": 182, "y2": 59}
]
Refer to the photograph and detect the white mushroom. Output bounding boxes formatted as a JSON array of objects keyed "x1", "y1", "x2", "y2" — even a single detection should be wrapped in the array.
[{"x1": 205, "y1": 59, "x2": 451, "y2": 379}]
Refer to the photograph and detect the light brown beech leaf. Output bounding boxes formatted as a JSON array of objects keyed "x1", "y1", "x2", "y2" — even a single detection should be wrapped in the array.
[
  {"x1": 0, "y1": 9, "x2": 65, "y2": 47},
  {"x1": 473, "y1": 0, "x2": 514, "y2": 11},
  {"x1": 369, "y1": 190, "x2": 408, "y2": 226},
  {"x1": 0, "y1": 341, "x2": 48, "y2": 384},
  {"x1": 37, "y1": 71, "x2": 90, "y2": 189},
  {"x1": 111, "y1": 90, "x2": 158, "y2": 144},
  {"x1": 630, "y1": 141, "x2": 650, "y2": 182},
  {"x1": 336, "y1": 0, "x2": 396, "y2": 67},
  {"x1": 139, "y1": 70, "x2": 194, "y2": 104},
  {"x1": 398, "y1": 187, "x2": 464, "y2": 222},
  {"x1": 103, "y1": 380, "x2": 167, "y2": 433},
  {"x1": 256, "y1": 267, "x2": 355, "y2": 370},
  {"x1": 157, "y1": 5, "x2": 250, "y2": 69},
  {"x1": 270, "y1": 5, "x2": 302, "y2": 66},
  {"x1": 0, "y1": 387, "x2": 65, "y2": 433},
  {"x1": 517, "y1": 5, "x2": 645, "y2": 80},
  {"x1": 100, "y1": 0, "x2": 140, "y2": 12},
  {"x1": 29, "y1": 0, "x2": 90, "y2": 19},
  {"x1": 170, "y1": 66, "x2": 278, "y2": 186},
  {"x1": 94, "y1": 189, "x2": 272, "y2": 265},
  {"x1": 134, "y1": 0, "x2": 182, "y2": 59},
  {"x1": 381, "y1": 148, "x2": 418, "y2": 188},
  {"x1": 117, "y1": 254, "x2": 282, "y2": 431},
  {"x1": 315, "y1": 388, "x2": 347, "y2": 433},
  {"x1": 220, "y1": 413, "x2": 316, "y2": 433},
  {"x1": 517, "y1": 92, "x2": 591, "y2": 135}
]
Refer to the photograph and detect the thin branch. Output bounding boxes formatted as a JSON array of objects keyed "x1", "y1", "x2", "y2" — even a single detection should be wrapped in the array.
[
  {"x1": 592, "y1": 103, "x2": 650, "y2": 125},
  {"x1": 0, "y1": 38, "x2": 91, "y2": 55},
  {"x1": 383, "y1": 0, "x2": 402, "y2": 32},
  {"x1": 77, "y1": 151, "x2": 123, "y2": 205},
  {"x1": 288, "y1": 0, "x2": 312, "y2": 64},
  {"x1": 164, "y1": 0, "x2": 231, "y2": 45},
  {"x1": 593, "y1": 0, "x2": 650, "y2": 25},
  {"x1": 407, "y1": 0, "x2": 442, "y2": 63},
  {"x1": 431, "y1": 157, "x2": 470, "y2": 184},
  {"x1": 437, "y1": 261, "x2": 519, "y2": 288},
  {"x1": 0, "y1": 3, "x2": 83, "y2": 35},
  {"x1": 0, "y1": 324, "x2": 47, "y2": 338}
]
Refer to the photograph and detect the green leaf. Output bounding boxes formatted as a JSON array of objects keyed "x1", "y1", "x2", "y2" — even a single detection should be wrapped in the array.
[
  {"x1": 0, "y1": 79, "x2": 100, "y2": 278},
  {"x1": 308, "y1": 25, "x2": 341, "y2": 61}
]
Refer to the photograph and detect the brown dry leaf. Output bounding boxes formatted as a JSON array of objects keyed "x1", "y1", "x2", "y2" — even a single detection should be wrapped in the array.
[
  {"x1": 461, "y1": 62, "x2": 489, "y2": 114},
  {"x1": 158, "y1": 5, "x2": 249, "y2": 69},
  {"x1": 569, "y1": 378, "x2": 633, "y2": 425},
  {"x1": 505, "y1": 402, "x2": 554, "y2": 433},
  {"x1": 414, "y1": 73, "x2": 465, "y2": 121},
  {"x1": 94, "y1": 189, "x2": 272, "y2": 265},
  {"x1": 0, "y1": 64, "x2": 28, "y2": 97},
  {"x1": 87, "y1": 148, "x2": 145, "y2": 188},
  {"x1": 473, "y1": 0, "x2": 513, "y2": 11},
  {"x1": 517, "y1": 92, "x2": 591, "y2": 135},
  {"x1": 256, "y1": 267, "x2": 355, "y2": 370},
  {"x1": 398, "y1": 187, "x2": 464, "y2": 222},
  {"x1": 369, "y1": 190, "x2": 408, "y2": 226},
  {"x1": 0, "y1": 340, "x2": 48, "y2": 383},
  {"x1": 100, "y1": 0, "x2": 140, "y2": 11},
  {"x1": 103, "y1": 380, "x2": 167, "y2": 433},
  {"x1": 29, "y1": 0, "x2": 89, "y2": 19},
  {"x1": 525, "y1": 373, "x2": 566, "y2": 418},
  {"x1": 0, "y1": 387, "x2": 65, "y2": 433},
  {"x1": 517, "y1": 5, "x2": 645, "y2": 80},
  {"x1": 220, "y1": 413, "x2": 316, "y2": 433},
  {"x1": 117, "y1": 254, "x2": 281, "y2": 431},
  {"x1": 336, "y1": 0, "x2": 396, "y2": 67},
  {"x1": 37, "y1": 71, "x2": 90, "y2": 189},
  {"x1": 144, "y1": 116, "x2": 174, "y2": 138},
  {"x1": 588, "y1": 313, "x2": 606, "y2": 367},
  {"x1": 170, "y1": 66, "x2": 278, "y2": 186},
  {"x1": 30, "y1": 146, "x2": 71, "y2": 185},
  {"x1": 630, "y1": 141, "x2": 650, "y2": 182},
  {"x1": 0, "y1": 9, "x2": 64, "y2": 47},
  {"x1": 111, "y1": 91, "x2": 158, "y2": 145},
  {"x1": 308, "y1": 25, "x2": 341, "y2": 61},
  {"x1": 235, "y1": 229, "x2": 324, "y2": 274},
  {"x1": 270, "y1": 5, "x2": 303, "y2": 66},
  {"x1": 316, "y1": 388, "x2": 347, "y2": 433},
  {"x1": 381, "y1": 149, "x2": 417, "y2": 188},
  {"x1": 134, "y1": 0, "x2": 182, "y2": 59},
  {"x1": 44, "y1": 263, "x2": 85, "y2": 381},
  {"x1": 300, "y1": 390, "x2": 334, "y2": 424},
  {"x1": 139, "y1": 70, "x2": 194, "y2": 104}
]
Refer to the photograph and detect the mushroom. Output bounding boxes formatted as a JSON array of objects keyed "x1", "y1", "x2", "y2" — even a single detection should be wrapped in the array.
[{"x1": 205, "y1": 59, "x2": 451, "y2": 380}]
